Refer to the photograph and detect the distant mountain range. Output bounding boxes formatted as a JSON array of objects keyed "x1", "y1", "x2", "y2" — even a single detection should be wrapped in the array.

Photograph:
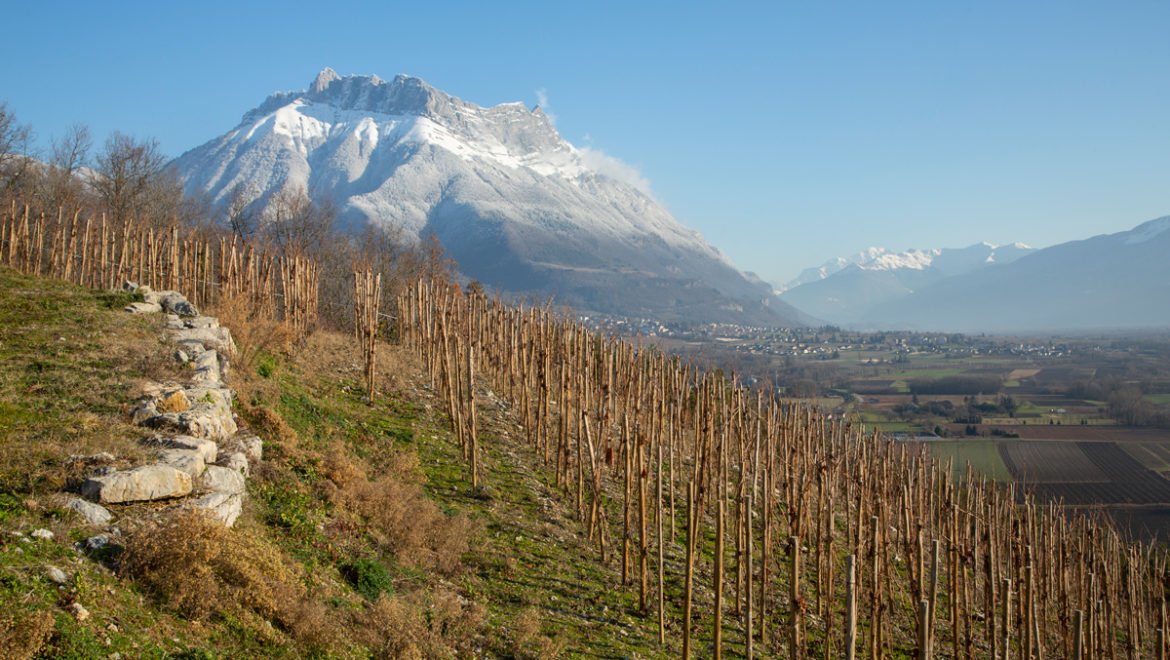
[
  {"x1": 781, "y1": 218, "x2": 1170, "y2": 332},
  {"x1": 172, "y1": 69, "x2": 810, "y2": 327},
  {"x1": 778, "y1": 242, "x2": 1035, "y2": 324}
]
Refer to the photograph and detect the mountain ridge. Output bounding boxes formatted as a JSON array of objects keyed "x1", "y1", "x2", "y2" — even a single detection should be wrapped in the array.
[
  {"x1": 855, "y1": 216, "x2": 1170, "y2": 332},
  {"x1": 173, "y1": 69, "x2": 809, "y2": 326},
  {"x1": 778, "y1": 241, "x2": 1035, "y2": 324}
]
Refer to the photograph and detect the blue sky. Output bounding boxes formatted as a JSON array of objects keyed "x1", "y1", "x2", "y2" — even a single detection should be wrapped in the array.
[{"x1": 3, "y1": 1, "x2": 1168, "y2": 284}]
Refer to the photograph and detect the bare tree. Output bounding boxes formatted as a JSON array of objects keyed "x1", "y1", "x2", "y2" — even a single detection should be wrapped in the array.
[
  {"x1": 260, "y1": 185, "x2": 338, "y2": 258},
  {"x1": 93, "y1": 131, "x2": 179, "y2": 225},
  {"x1": 39, "y1": 123, "x2": 92, "y2": 209},
  {"x1": 225, "y1": 182, "x2": 260, "y2": 239},
  {"x1": 0, "y1": 101, "x2": 35, "y2": 198}
]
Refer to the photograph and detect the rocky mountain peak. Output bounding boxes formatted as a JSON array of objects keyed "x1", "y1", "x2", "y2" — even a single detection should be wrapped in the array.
[
  {"x1": 310, "y1": 67, "x2": 341, "y2": 94},
  {"x1": 174, "y1": 69, "x2": 812, "y2": 327}
]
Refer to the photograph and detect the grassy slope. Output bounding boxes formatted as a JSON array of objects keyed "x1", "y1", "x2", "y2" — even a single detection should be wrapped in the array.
[
  {"x1": 0, "y1": 268, "x2": 745, "y2": 659},
  {"x1": 3, "y1": 268, "x2": 950, "y2": 659}
]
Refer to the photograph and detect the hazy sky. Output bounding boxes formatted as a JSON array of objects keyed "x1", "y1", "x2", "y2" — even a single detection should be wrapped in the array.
[{"x1": 3, "y1": 1, "x2": 1168, "y2": 284}]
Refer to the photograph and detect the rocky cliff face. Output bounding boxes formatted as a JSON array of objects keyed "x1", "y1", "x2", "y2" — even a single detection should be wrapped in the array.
[{"x1": 172, "y1": 69, "x2": 809, "y2": 326}]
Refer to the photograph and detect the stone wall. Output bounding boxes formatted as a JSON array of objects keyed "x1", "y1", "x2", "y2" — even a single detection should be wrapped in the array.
[{"x1": 66, "y1": 282, "x2": 262, "y2": 528}]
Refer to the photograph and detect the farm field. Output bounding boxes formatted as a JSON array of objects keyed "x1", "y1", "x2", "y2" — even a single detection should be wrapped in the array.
[{"x1": 650, "y1": 325, "x2": 1170, "y2": 539}]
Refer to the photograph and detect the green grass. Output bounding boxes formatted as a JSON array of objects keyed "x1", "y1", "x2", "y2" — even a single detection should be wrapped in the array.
[{"x1": 925, "y1": 440, "x2": 1012, "y2": 481}]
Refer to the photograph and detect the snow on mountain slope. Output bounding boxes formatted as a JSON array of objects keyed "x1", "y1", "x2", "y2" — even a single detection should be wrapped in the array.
[
  {"x1": 778, "y1": 242, "x2": 1035, "y2": 324},
  {"x1": 778, "y1": 242, "x2": 1034, "y2": 293},
  {"x1": 861, "y1": 217, "x2": 1170, "y2": 332},
  {"x1": 173, "y1": 69, "x2": 808, "y2": 326}
]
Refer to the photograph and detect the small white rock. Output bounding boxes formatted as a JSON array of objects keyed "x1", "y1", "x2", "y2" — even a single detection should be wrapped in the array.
[
  {"x1": 46, "y1": 566, "x2": 69, "y2": 584},
  {"x1": 31, "y1": 528, "x2": 54, "y2": 540},
  {"x1": 69, "y1": 602, "x2": 90, "y2": 621}
]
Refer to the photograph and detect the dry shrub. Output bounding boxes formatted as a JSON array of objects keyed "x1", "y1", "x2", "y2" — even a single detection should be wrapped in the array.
[
  {"x1": 319, "y1": 444, "x2": 477, "y2": 574},
  {"x1": 273, "y1": 586, "x2": 345, "y2": 653},
  {"x1": 322, "y1": 447, "x2": 366, "y2": 489},
  {"x1": 242, "y1": 403, "x2": 299, "y2": 448},
  {"x1": 333, "y1": 470, "x2": 479, "y2": 575},
  {"x1": 0, "y1": 609, "x2": 53, "y2": 660},
  {"x1": 210, "y1": 293, "x2": 296, "y2": 372},
  {"x1": 508, "y1": 607, "x2": 566, "y2": 660},
  {"x1": 356, "y1": 587, "x2": 485, "y2": 659},
  {"x1": 120, "y1": 510, "x2": 295, "y2": 622}
]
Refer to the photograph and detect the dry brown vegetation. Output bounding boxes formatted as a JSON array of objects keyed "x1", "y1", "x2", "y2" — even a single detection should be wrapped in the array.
[
  {"x1": 355, "y1": 588, "x2": 486, "y2": 659},
  {"x1": 209, "y1": 292, "x2": 296, "y2": 373},
  {"x1": 120, "y1": 510, "x2": 298, "y2": 622},
  {"x1": 0, "y1": 608, "x2": 54, "y2": 660},
  {"x1": 323, "y1": 449, "x2": 479, "y2": 575}
]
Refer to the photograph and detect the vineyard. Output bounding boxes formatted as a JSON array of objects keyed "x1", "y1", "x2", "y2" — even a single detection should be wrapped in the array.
[
  {"x1": 0, "y1": 202, "x2": 320, "y2": 336},
  {"x1": 396, "y1": 278, "x2": 1170, "y2": 658},
  {"x1": 4, "y1": 198, "x2": 1170, "y2": 658}
]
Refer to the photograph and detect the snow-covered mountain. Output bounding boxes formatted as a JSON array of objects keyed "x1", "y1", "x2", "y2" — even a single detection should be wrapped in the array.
[
  {"x1": 778, "y1": 242, "x2": 1034, "y2": 324},
  {"x1": 860, "y1": 216, "x2": 1170, "y2": 332},
  {"x1": 173, "y1": 68, "x2": 809, "y2": 326}
]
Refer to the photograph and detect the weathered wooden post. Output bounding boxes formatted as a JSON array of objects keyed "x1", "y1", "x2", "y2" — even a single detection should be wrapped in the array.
[{"x1": 846, "y1": 553, "x2": 857, "y2": 660}]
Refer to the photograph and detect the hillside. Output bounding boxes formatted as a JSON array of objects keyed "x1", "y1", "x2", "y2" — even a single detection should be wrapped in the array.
[
  {"x1": 0, "y1": 269, "x2": 660, "y2": 658},
  {"x1": 172, "y1": 69, "x2": 807, "y2": 327},
  {"x1": 2, "y1": 240, "x2": 1167, "y2": 659}
]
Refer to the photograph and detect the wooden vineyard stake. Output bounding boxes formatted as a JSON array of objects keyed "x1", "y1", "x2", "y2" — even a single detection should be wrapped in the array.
[
  {"x1": 1075, "y1": 609, "x2": 1084, "y2": 660},
  {"x1": 1004, "y1": 577, "x2": 1013, "y2": 660},
  {"x1": 684, "y1": 482, "x2": 696, "y2": 659},
  {"x1": 715, "y1": 498, "x2": 724, "y2": 659},
  {"x1": 791, "y1": 534, "x2": 803, "y2": 660},
  {"x1": 919, "y1": 599, "x2": 932, "y2": 660},
  {"x1": 353, "y1": 270, "x2": 381, "y2": 400},
  {"x1": 846, "y1": 553, "x2": 858, "y2": 660},
  {"x1": 929, "y1": 538, "x2": 940, "y2": 654}
]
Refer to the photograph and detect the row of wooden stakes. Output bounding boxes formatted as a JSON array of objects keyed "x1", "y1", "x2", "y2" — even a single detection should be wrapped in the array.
[
  {"x1": 395, "y1": 277, "x2": 1168, "y2": 659},
  {"x1": 1, "y1": 201, "x2": 320, "y2": 336}
]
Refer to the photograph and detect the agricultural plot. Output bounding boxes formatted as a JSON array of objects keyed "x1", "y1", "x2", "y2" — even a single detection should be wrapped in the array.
[
  {"x1": 997, "y1": 441, "x2": 1107, "y2": 483},
  {"x1": 1118, "y1": 441, "x2": 1170, "y2": 472},
  {"x1": 1009, "y1": 442, "x2": 1170, "y2": 506},
  {"x1": 922, "y1": 439, "x2": 1012, "y2": 481}
]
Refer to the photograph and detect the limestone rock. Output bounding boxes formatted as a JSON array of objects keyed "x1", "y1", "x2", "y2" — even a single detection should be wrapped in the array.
[
  {"x1": 69, "y1": 602, "x2": 90, "y2": 621},
  {"x1": 196, "y1": 465, "x2": 246, "y2": 496},
  {"x1": 157, "y1": 449, "x2": 206, "y2": 478},
  {"x1": 81, "y1": 465, "x2": 192, "y2": 503},
  {"x1": 184, "y1": 316, "x2": 220, "y2": 329},
  {"x1": 66, "y1": 452, "x2": 116, "y2": 466},
  {"x1": 46, "y1": 566, "x2": 69, "y2": 584},
  {"x1": 176, "y1": 339, "x2": 206, "y2": 357},
  {"x1": 140, "y1": 388, "x2": 236, "y2": 440},
  {"x1": 159, "y1": 291, "x2": 199, "y2": 317},
  {"x1": 31, "y1": 528, "x2": 54, "y2": 540},
  {"x1": 156, "y1": 389, "x2": 190, "y2": 413},
  {"x1": 215, "y1": 451, "x2": 249, "y2": 477},
  {"x1": 171, "y1": 326, "x2": 235, "y2": 356},
  {"x1": 80, "y1": 534, "x2": 112, "y2": 552},
  {"x1": 223, "y1": 431, "x2": 263, "y2": 464},
  {"x1": 190, "y1": 491, "x2": 243, "y2": 527},
  {"x1": 66, "y1": 498, "x2": 113, "y2": 526},
  {"x1": 191, "y1": 349, "x2": 220, "y2": 385},
  {"x1": 143, "y1": 433, "x2": 218, "y2": 465},
  {"x1": 130, "y1": 398, "x2": 158, "y2": 425},
  {"x1": 124, "y1": 302, "x2": 162, "y2": 314}
]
